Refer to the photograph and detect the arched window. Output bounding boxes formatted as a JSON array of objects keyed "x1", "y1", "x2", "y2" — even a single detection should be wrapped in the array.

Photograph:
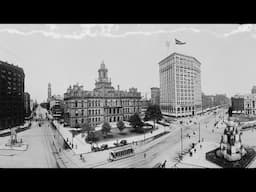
[{"x1": 75, "y1": 100, "x2": 78, "y2": 108}]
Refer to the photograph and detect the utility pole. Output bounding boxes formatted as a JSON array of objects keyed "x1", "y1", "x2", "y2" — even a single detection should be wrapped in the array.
[
  {"x1": 180, "y1": 126, "x2": 183, "y2": 158},
  {"x1": 199, "y1": 122, "x2": 201, "y2": 143}
]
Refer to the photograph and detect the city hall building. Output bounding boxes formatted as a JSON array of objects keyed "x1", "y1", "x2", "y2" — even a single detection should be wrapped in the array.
[
  {"x1": 0, "y1": 61, "x2": 25, "y2": 130},
  {"x1": 159, "y1": 52, "x2": 202, "y2": 117},
  {"x1": 64, "y1": 62, "x2": 141, "y2": 128}
]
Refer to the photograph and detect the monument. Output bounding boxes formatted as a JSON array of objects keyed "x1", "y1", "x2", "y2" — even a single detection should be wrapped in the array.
[
  {"x1": 206, "y1": 119, "x2": 256, "y2": 168},
  {"x1": 216, "y1": 121, "x2": 246, "y2": 161},
  {"x1": 5, "y1": 127, "x2": 25, "y2": 148}
]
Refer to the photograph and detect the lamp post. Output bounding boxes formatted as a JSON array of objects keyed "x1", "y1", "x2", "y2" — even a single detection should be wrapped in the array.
[
  {"x1": 180, "y1": 121, "x2": 183, "y2": 160},
  {"x1": 198, "y1": 116, "x2": 201, "y2": 143},
  {"x1": 144, "y1": 129, "x2": 146, "y2": 143}
]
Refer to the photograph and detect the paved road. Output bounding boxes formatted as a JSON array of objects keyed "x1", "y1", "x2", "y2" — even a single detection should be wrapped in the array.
[
  {"x1": 95, "y1": 108, "x2": 227, "y2": 168},
  {"x1": 0, "y1": 119, "x2": 58, "y2": 168}
]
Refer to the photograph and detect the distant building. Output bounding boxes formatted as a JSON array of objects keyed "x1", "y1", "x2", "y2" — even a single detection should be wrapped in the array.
[
  {"x1": 231, "y1": 94, "x2": 256, "y2": 115},
  {"x1": 159, "y1": 52, "x2": 202, "y2": 117},
  {"x1": 231, "y1": 95, "x2": 244, "y2": 113},
  {"x1": 203, "y1": 93, "x2": 230, "y2": 110},
  {"x1": 151, "y1": 87, "x2": 160, "y2": 105},
  {"x1": 49, "y1": 95, "x2": 64, "y2": 120},
  {"x1": 214, "y1": 94, "x2": 230, "y2": 106},
  {"x1": 251, "y1": 86, "x2": 256, "y2": 94},
  {"x1": 64, "y1": 62, "x2": 141, "y2": 128},
  {"x1": 0, "y1": 61, "x2": 25, "y2": 130},
  {"x1": 202, "y1": 93, "x2": 215, "y2": 109},
  {"x1": 243, "y1": 94, "x2": 256, "y2": 115},
  {"x1": 30, "y1": 99, "x2": 34, "y2": 112},
  {"x1": 24, "y1": 92, "x2": 31, "y2": 118},
  {"x1": 47, "y1": 83, "x2": 51, "y2": 102}
]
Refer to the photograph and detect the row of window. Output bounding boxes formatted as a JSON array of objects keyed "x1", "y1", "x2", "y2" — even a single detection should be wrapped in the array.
[{"x1": 68, "y1": 99, "x2": 140, "y2": 108}]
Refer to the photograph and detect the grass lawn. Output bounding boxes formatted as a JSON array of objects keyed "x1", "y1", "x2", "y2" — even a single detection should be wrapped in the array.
[{"x1": 85, "y1": 126, "x2": 156, "y2": 143}]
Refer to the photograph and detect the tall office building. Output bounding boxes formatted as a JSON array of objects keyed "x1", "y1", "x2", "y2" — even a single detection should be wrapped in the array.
[
  {"x1": 159, "y1": 52, "x2": 202, "y2": 117},
  {"x1": 0, "y1": 61, "x2": 25, "y2": 130}
]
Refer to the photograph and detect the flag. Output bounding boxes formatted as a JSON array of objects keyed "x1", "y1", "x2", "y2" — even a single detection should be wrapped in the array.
[{"x1": 175, "y1": 38, "x2": 186, "y2": 45}]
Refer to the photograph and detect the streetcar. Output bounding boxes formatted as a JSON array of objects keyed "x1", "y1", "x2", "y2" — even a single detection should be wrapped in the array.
[{"x1": 108, "y1": 145, "x2": 135, "y2": 161}]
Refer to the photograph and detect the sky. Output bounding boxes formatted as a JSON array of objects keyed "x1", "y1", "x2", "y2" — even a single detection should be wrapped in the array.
[{"x1": 0, "y1": 24, "x2": 255, "y2": 103}]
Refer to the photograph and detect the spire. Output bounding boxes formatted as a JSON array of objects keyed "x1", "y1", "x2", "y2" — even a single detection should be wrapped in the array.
[{"x1": 100, "y1": 60, "x2": 105, "y2": 69}]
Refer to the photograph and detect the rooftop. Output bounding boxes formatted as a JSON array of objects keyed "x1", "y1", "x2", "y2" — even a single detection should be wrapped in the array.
[
  {"x1": 158, "y1": 52, "x2": 201, "y2": 66},
  {"x1": 0, "y1": 60, "x2": 24, "y2": 74}
]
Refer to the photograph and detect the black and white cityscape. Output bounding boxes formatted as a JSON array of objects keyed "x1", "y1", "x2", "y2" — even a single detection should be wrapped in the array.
[{"x1": 0, "y1": 24, "x2": 256, "y2": 168}]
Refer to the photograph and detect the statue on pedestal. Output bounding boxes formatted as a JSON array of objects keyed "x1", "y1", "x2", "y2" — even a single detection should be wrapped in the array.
[{"x1": 216, "y1": 120, "x2": 246, "y2": 161}]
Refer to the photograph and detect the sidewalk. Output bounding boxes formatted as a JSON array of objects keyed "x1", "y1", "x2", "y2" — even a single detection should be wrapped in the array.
[{"x1": 175, "y1": 141, "x2": 220, "y2": 168}]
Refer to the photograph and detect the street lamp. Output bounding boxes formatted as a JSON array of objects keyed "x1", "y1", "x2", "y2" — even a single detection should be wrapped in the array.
[
  {"x1": 144, "y1": 129, "x2": 146, "y2": 143},
  {"x1": 198, "y1": 121, "x2": 201, "y2": 143},
  {"x1": 180, "y1": 121, "x2": 183, "y2": 160}
]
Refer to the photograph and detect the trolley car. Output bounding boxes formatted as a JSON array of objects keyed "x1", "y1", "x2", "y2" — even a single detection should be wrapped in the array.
[{"x1": 109, "y1": 145, "x2": 135, "y2": 161}]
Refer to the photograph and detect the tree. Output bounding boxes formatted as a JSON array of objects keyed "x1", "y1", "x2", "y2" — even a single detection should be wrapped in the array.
[
  {"x1": 129, "y1": 113, "x2": 144, "y2": 132},
  {"x1": 81, "y1": 122, "x2": 92, "y2": 136},
  {"x1": 117, "y1": 120, "x2": 126, "y2": 133},
  {"x1": 86, "y1": 131, "x2": 98, "y2": 143},
  {"x1": 144, "y1": 104, "x2": 163, "y2": 129},
  {"x1": 228, "y1": 106, "x2": 233, "y2": 117},
  {"x1": 101, "y1": 122, "x2": 111, "y2": 137}
]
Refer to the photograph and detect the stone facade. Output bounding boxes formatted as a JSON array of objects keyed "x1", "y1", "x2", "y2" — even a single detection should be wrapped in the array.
[
  {"x1": 64, "y1": 62, "x2": 141, "y2": 128},
  {"x1": 232, "y1": 94, "x2": 256, "y2": 115}
]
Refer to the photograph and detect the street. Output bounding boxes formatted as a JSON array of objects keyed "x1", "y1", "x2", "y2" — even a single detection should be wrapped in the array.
[{"x1": 0, "y1": 106, "x2": 230, "y2": 168}]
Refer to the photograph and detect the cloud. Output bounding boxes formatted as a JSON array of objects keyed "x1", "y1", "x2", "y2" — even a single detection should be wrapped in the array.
[
  {"x1": 0, "y1": 24, "x2": 202, "y2": 39},
  {"x1": 45, "y1": 24, "x2": 58, "y2": 31},
  {"x1": 223, "y1": 24, "x2": 254, "y2": 37},
  {"x1": 0, "y1": 24, "x2": 254, "y2": 40}
]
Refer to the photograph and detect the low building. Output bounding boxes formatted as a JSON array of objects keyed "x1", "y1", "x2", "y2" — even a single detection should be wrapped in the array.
[{"x1": 64, "y1": 62, "x2": 141, "y2": 128}]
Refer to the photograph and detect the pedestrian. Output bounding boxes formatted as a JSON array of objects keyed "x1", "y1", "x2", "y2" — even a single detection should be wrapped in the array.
[
  {"x1": 194, "y1": 148, "x2": 196, "y2": 153},
  {"x1": 144, "y1": 153, "x2": 146, "y2": 159},
  {"x1": 80, "y1": 154, "x2": 82, "y2": 160},
  {"x1": 200, "y1": 144, "x2": 202, "y2": 149}
]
